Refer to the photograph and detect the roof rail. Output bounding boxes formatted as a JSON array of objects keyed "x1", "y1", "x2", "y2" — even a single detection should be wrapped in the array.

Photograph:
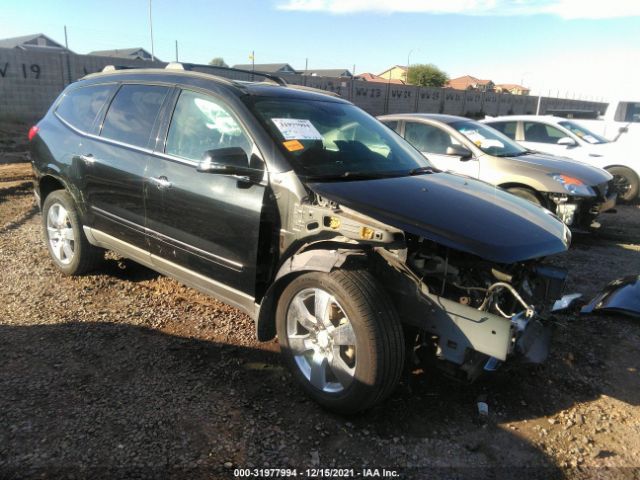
[
  {"x1": 166, "y1": 62, "x2": 287, "y2": 86},
  {"x1": 165, "y1": 62, "x2": 185, "y2": 70},
  {"x1": 101, "y1": 64, "x2": 138, "y2": 72}
]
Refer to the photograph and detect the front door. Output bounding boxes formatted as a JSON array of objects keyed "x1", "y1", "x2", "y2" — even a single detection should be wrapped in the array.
[
  {"x1": 145, "y1": 89, "x2": 266, "y2": 297},
  {"x1": 403, "y1": 121, "x2": 480, "y2": 178},
  {"x1": 519, "y1": 121, "x2": 575, "y2": 157}
]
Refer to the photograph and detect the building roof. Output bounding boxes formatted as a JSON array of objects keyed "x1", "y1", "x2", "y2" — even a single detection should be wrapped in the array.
[
  {"x1": 0, "y1": 33, "x2": 70, "y2": 52},
  {"x1": 299, "y1": 68, "x2": 352, "y2": 77},
  {"x1": 495, "y1": 83, "x2": 529, "y2": 91},
  {"x1": 232, "y1": 63, "x2": 297, "y2": 73},
  {"x1": 355, "y1": 73, "x2": 405, "y2": 84},
  {"x1": 446, "y1": 75, "x2": 494, "y2": 90},
  {"x1": 88, "y1": 48, "x2": 156, "y2": 60},
  {"x1": 379, "y1": 65, "x2": 408, "y2": 74}
]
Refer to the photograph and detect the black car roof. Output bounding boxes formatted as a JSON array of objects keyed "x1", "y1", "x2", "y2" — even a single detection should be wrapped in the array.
[{"x1": 79, "y1": 68, "x2": 349, "y2": 104}]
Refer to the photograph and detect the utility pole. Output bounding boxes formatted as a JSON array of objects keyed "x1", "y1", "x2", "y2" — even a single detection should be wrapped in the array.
[
  {"x1": 63, "y1": 25, "x2": 68, "y2": 49},
  {"x1": 175, "y1": 40, "x2": 179, "y2": 62},
  {"x1": 305, "y1": 58, "x2": 308, "y2": 72},
  {"x1": 149, "y1": 0, "x2": 155, "y2": 61},
  {"x1": 352, "y1": 64, "x2": 356, "y2": 75},
  {"x1": 251, "y1": 51, "x2": 255, "y2": 71}
]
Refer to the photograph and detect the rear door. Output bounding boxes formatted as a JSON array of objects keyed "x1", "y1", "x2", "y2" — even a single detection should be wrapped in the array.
[
  {"x1": 403, "y1": 121, "x2": 479, "y2": 178},
  {"x1": 82, "y1": 83, "x2": 171, "y2": 249},
  {"x1": 145, "y1": 88, "x2": 267, "y2": 297}
]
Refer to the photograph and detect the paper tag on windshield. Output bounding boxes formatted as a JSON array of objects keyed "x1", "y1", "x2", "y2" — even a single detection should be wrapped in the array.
[{"x1": 271, "y1": 118, "x2": 323, "y2": 140}]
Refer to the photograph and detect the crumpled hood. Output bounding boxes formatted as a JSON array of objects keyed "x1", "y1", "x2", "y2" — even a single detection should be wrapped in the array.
[
  {"x1": 309, "y1": 172, "x2": 570, "y2": 264},
  {"x1": 509, "y1": 152, "x2": 613, "y2": 185}
]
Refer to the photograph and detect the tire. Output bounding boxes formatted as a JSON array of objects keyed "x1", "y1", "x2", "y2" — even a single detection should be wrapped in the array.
[
  {"x1": 276, "y1": 269, "x2": 405, "y2": 414},
  {"x1": 42, "y1": 190, "x2": 104, "y2": 275},
  {"x1": 606, "y1": 166, "x2": 639, "y2": 203},
  {"x1": 506, "y1": 187, "x2": 543, "y2": 206}
]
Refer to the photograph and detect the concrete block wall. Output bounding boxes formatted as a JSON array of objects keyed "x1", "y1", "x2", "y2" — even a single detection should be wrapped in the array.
[{"x1": 1, "y1": 47, "x2": 607, "y2": 123}]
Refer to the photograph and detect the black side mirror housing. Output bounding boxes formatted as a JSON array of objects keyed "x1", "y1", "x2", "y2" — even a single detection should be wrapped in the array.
[
  {"x1": 197, "y1": 147, "x2": 263, "y2": 183},
  {"x1": 446, "y1": 145, "x2": 473, "y2": 161}
]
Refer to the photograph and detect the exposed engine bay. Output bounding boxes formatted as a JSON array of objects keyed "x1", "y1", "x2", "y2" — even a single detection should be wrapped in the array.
[{"x1": 376, "y1": 237, "x2": 567, "y2": 381}]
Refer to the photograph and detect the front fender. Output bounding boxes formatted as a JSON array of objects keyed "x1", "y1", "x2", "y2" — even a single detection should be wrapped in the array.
[{"x1": 254, "y1": 246, "x2": 366, "y2": 341}]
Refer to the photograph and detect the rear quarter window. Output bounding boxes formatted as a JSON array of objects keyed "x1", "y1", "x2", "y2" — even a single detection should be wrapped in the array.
[
  {"x1": 55, "y1": 84, "x2": 116, "y2": 132},
  {"x1": 101, "y1": 84, "x2": 170, "y2": 148}
]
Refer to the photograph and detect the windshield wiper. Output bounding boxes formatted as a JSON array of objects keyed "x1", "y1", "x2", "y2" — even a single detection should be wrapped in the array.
[
  {"x1": 407, "y1": 166, "x2": 438, "y2": 175},
  {"x1": 306, "y1": 171, "x2": 404, "y2": 182},
  {"x1": 495, "y1": 151, "x2": 529, "y2": 157}
]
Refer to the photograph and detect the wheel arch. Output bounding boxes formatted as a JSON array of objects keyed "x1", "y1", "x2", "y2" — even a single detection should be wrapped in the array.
[
  {"x1": 254, "y1": 243, "x2": 368, "y2": 341},
  {"x1": 603, "y1": 164, "x2": 640, "y2": 177},
  {"x1": 498, "y1": 182, "x2": 548, "y2": 207},
  {"x1": 38, "y1": 175, "x2": 65, "y2": 205}
]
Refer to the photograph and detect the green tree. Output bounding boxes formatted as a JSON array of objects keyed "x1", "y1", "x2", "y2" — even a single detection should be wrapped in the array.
[
  {"x1": 407, "y1": 64, "x2": 449, "y2": 87},
  {"x1": 209, "y1": 57, "x2": 228, "y2": 68}
]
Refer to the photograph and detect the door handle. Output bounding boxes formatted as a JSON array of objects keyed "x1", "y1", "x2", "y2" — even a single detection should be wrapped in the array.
[{"x1": 149, "y1": 176, "x2": 172, "y2": 189}]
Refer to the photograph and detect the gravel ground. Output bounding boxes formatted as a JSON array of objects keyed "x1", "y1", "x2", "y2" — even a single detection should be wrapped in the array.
[{"x1": 0, "y1": 162, "x2": 639, "y2": 480}]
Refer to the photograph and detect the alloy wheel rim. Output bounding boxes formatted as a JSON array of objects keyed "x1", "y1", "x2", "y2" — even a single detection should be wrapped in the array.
[
  {"x1": 46, "y1": 203, "x2": 75, "y2": 265},
  {"x1": 613, "y1": 174, "x2": 631, "y2": 197},
  {"x1": 286, "y1": 287, "x2": 357, "y2": 393}
]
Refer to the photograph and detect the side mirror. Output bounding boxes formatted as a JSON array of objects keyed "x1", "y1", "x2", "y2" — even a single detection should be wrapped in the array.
[
  {"x1": 446, "y1": 145, "x2": 473, "y2": 161},
  {"x1": 557, "y1": 136, "x2": 577, "y2": 147},
  {"x1": 197, "y1": 147, "x2": 263, "y2": 182},
  {"x1": 619, "y1": 126, "x2": 629, "y2": 134}
]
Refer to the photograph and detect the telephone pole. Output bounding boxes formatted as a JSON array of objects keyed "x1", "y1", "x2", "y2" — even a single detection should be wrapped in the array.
[{"x1": 149, "y1": 0, "x2": 155, "y2": 61}]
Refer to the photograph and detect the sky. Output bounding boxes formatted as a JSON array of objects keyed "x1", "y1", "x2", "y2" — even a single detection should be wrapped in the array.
[{"x1": 3, "y1": 0, "x2": 640, "y2": 101}]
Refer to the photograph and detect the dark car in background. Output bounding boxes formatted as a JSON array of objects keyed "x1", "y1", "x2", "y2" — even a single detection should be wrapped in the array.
[{"x1": 30, "y1": 64, "x2": 572, "y2": 413}]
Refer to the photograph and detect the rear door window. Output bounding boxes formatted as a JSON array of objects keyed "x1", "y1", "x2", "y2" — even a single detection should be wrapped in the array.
[
  {"x1": 488, "y1": 121, "x2": 517, "y2": 140},
  {"x1": 56, "y1": 84, "x2": 116, "y2": 132},
  {"x1": 101, "y1": 84, "x2": 170, "y2": 148}
]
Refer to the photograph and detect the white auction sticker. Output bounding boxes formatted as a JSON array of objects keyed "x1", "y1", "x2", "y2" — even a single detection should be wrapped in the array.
[{"x1": 271, "y1": 118, "x2": 323, "y2": 140}]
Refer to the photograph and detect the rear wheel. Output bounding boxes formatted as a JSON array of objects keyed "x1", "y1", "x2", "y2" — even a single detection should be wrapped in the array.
[
  {"x1": 606, "y1": 166, "x2": 639, "y2": 203},
  {"x1": 42, "y1": 190, "x2": 104, "y2": 275},
  {"x1": 506, "y1": 186, "x2": 543, "y2": 206},
  {"x1": 276, "y1": 270, "x2": 404, "y2": 414}
]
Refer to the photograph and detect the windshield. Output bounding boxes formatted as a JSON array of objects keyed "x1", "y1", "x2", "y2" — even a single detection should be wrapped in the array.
[
  {"x1": 450, "y1": 120, "x2": 528, "y2": 157},
  {"x1": 246, "y1": 97, "x2": 431, "y2": 179},
  {"x1": 558, "y1": 120, "x2": 609, "y2": 144}
]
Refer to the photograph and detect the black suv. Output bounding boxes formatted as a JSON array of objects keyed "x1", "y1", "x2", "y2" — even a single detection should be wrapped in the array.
[{"x1": 30, "y1": 64, "x2": 572, "y2": 413}]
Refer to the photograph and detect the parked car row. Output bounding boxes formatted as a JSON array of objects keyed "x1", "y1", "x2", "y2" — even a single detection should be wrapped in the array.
[
  {"x1": 27, "y1": 64, "x2": 619, "y2": 413},
  {"x1": 484, "y1": 115, "x2": 639, "y2": 202},
  {"x1": 378, "y1": 113, "x2": 616, "y2": 229}
]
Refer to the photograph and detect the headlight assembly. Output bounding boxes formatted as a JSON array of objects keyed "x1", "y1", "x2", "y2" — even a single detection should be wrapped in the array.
[{"x1": 549, "y1": 174, "x2": 594, "y2": 197}]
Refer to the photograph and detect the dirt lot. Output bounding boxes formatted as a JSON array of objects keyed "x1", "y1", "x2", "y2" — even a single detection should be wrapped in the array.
[{"x1": 1, "y1": 161, "x2": 639, "y2": 480}]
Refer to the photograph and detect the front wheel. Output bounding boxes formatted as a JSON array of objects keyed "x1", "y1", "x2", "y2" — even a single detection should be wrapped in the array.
[
  {"x1": 506, "y1": 186, "x2": 544, "y2": 206},
  {"x1": 606, "y1": 166, "x2": 639, "y2": 203},
  {"x1": 276, "y1": 270, "x2": 405, "y2": 414}
]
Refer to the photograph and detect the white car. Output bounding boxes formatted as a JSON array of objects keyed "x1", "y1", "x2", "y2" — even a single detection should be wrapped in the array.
[
  {"x1": 483, "y1": 115, "x2": 639, "y2": 202},
  {"x1": 575, "y1": 100, "x2": 640, "y2": 145}
]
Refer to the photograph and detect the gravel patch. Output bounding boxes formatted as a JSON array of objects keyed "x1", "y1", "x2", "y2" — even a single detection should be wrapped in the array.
[{"x1": 1, "y1": 163, "x2": 639, "y2": 479}]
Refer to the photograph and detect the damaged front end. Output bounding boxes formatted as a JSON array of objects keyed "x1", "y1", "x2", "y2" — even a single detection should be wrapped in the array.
[
  {"x1": 374, "y1": 243, "x2": 566, "y2": 382},
  {"x1": 304, "y1": 173, "x2": 572, "y2": 382},
  {"x1": 545, "y1": 177, "x2": 617, "y2": 230}
]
